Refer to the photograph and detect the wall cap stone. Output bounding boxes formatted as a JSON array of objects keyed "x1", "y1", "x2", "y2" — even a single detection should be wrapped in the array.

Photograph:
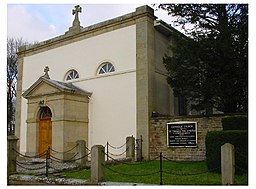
[{"x1": 151, "y1": 113, "x2": 247, "y2": 121}]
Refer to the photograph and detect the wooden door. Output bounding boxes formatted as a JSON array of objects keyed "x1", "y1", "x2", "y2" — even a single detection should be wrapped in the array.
[{"x1": 39, "y1": 118, "x2": 52, "y2": 157}]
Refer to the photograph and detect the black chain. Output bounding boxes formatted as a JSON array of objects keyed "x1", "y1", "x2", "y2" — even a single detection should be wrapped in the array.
[
  {"x1": 16, "y1": 160, "x2": 45, "y2": 165},
  {"x1": 108, "y1": 147, "x2": 129, "y2": 157},
  {"x1": 49, "y1": 153, "x2": 78, "y2": 162},
  {"x1": 162, "y1": 155, "x2": 203, "y2": 164},
  {"x1": 107, "y1": 142, "x2": 127, "y2": 149},
  {"x1": 48, "y1": 165, "x2": 65, "y2": 172},
  {"x1": 50, "y1": 152, "x2": 91, "y2": 163},
  {"x1": 162, "y1": 167, "x2": 220, "y2": 176},
  {"x1": 15, "y1": 161, "x2": 46, "y2": 170},
  {"x1": 50, "y1": 144, "x2": 78, "y2": 154},
  {"x1": 103, "y1": 150, "x2": 160, "y2": 165},
  {"x1": 104, "y1": 164, "x2": 159, "y2": 177},
  {"x1": 85, "y1": 146, "x2": 91, "y2": 152},
  {"x1": 61, "y1": 152, "x2": 91, "y2": 162},
  {"x1": 12, "y1": 148, "x2": 47, "y2": 158}
]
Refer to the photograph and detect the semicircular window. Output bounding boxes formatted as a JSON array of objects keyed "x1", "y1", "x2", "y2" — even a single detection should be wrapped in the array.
[
  {"x1": 39, "y1": 107, "x2": 52, "y2": 119},
  {"x1": 98, "y1": 62, "x2": 115, "y2": 75},
  {"x1": 66, "y1": 69, "x2": 79, "y2": 81}
]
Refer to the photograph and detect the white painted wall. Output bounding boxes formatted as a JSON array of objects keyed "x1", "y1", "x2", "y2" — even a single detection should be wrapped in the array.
[
  {"x1": 75, "y1": 71, "x2": 136, "y2": 151},
  {"x1": 20, "y1": 25, "x2": 136, "y2": 154}
]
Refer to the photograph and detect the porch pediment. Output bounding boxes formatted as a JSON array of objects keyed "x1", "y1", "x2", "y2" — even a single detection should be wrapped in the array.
[
  {"x1": 22, "y1": 76, "x2": 92, "y2": 99},
  {"x1": 23, "y1": 75, "x2": 90, "y2": 158}
]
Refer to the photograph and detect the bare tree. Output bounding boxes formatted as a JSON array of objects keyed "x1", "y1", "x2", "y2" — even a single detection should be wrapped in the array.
[{"x1": 7, "y1": 37, "x2": 28, "y2": 135}]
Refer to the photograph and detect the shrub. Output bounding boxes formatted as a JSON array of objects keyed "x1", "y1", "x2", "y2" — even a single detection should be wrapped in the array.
[
  {"x1": 222, "y1": 116, "x2": 248, "y2": 130},
  {"x1": 205, "y1": 130, "x2": 248, "y2": 174}
]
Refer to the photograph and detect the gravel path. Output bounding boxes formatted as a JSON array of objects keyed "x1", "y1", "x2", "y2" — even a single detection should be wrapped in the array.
[
  {"x1": 9, "y1": 175, "x2": 155, "y2": 186},
  {"x1": 9, "y1": 174, "x2": 90, "y2": 185}
]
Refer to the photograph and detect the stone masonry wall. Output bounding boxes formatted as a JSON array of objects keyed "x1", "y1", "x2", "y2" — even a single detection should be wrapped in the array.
[{"x1": 149, "y1": 115, "x2": 225, "y2": 161}]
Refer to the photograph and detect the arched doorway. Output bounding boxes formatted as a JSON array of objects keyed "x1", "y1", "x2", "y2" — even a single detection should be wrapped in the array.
[
  {"x1": 39, "y1": 107, "x2": 52, "y2": 156},
  {"x1": 23, "y1": 76, "x2": 90, "y2": 159}
]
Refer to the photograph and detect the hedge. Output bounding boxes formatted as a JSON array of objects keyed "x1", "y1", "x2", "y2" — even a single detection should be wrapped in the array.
[
  {"x1": 222, "y1": 116, "x2": 248, "y2": 130},
  {"x1": 205, "y1": 130, "x2": 248, "y2": 174}
]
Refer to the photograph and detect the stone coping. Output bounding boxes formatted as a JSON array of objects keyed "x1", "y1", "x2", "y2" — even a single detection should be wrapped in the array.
[{"x1": 151, "y1": 113, "x2": 247, "y2": 120}]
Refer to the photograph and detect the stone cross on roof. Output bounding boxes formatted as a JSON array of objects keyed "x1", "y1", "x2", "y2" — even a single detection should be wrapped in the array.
[
  {"x1": 72, "y1": 5, "x2": 82, "y2": 17},
  {"x1": 72, "y1": 5, "x2": 82, "y2": 27},
  {"x1": 66, "y1": 5, "x2": 82, "y2": 35}
]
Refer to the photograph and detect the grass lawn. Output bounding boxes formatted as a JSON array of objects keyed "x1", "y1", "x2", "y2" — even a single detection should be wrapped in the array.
[{"x1": 61, "y1": 160, "x2": 248, "y2": 185}]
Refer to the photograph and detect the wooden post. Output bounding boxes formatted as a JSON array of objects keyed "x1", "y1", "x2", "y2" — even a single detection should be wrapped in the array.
[
  {"x1": 91, "y1": 145, "x2": 105, "y2": 184},
  {"x1": 126, "y1": 136, "x2": 135, "y2": 161},
  {"x1": 76, "y1": 140, "x2": 87, "y2": 166},
  {"x1": 221, "y1": 143, "x2": 235, "y2": 185}
]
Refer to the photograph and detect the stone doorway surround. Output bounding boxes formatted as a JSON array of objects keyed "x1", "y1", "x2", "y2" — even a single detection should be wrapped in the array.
[{"x1": 22, "y1": 73, "x2": 92, "y2": 159}]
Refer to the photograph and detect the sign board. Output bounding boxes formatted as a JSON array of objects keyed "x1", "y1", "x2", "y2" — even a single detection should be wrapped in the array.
[{"x1": 167, "y1": 122, "x2": 197, "y2": 147}]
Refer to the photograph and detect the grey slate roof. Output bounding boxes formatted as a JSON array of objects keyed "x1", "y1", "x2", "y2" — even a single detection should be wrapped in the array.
[
  {"x1": 42, "y1": 77, "x2": 92, "y2": 95},
  {"x1": 22, "y1": 76, "x2": 92, "y2": 98}
]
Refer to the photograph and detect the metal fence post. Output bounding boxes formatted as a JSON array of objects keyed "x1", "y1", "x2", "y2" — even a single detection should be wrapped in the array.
[
  {"x1": 135, "y1": 135, "x2": 143, "y2": 161},
  {"x1": 160, "y1": 152, "x2": 163, "y2": 185},
  {"x1": 221, "y1": 143, "x2": 235, "y2": 185},
  {"x1": 45, "y1": 146, "x2": 50, "y2": 177},
  {"x1": 107, "y1": 142, "x2": 109, "y2": 161}
]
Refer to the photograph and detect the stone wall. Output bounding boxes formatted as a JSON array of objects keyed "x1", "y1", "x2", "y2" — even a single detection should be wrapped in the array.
[{"x1": 149, "y1": 115, "x2": 225, "y2": 161}]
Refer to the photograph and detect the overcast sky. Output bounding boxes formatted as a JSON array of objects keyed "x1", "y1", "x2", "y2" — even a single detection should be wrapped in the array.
[{"x1": 7, "y1": 4, "x2": 176, "y2": 43}]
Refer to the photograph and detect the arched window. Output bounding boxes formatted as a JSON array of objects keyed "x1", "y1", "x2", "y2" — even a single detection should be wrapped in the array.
[
  {"x1": 98, "y1": 62, "x2": 115, "y2": 75},
  {"x1": 65, "y1": 69, "x2": 79, "y2": 80},
  {"x1": 39, "y1": 107, "x2": 52, "y2": 119}
]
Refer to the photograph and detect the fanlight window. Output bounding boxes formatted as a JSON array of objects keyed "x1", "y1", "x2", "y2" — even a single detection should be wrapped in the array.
[
  {"x1": 39, "y1": 107, "x2": 52, "y2": 119},
  {"x1": 66, "y1": 69, "x2": 79, "y2": 80},
  {"x1": 98, "y1": 63, "x2": 115, "y2": 74}
]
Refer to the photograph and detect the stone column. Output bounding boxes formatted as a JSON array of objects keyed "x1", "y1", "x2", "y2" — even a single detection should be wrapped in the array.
[
  {"x1": 91, "y1": 145, "x2": 105, "y2": 184},
  {"x1": 76, "y1": 140, "x2": 87, "y2": 166},
  {"x1": 7, "y1": 135, "x2": 19, "y2": 177},
  {"x1": 221, "y1": 143, "x2": 235, "y2": 185},
  {"x1": 135, "y1": 5, "x2": 156, "y2": 160},
  {"x1": 126, "y1": 136, "x2": 135, "y2": 160},
  {"x1": 15, "y1": 52, "x2": 25, "y2": 151}
]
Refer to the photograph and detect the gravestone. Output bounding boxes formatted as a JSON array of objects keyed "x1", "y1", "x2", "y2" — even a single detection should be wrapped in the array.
[{"x1": 221, "y1": 143, "x2": 235, "y2": 185}]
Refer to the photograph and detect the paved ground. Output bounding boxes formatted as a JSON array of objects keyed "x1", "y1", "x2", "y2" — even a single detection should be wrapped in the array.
[
  {"x1": 9, "y1": 174, "x2": 156, "y2": 186},
  {"x1": 9, "y1": 174, "x2": 89, "y2": 185}
]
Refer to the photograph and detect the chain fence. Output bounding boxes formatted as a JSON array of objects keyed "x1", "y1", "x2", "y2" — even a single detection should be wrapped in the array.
[
  {"x1": 12, "y1": 140, "x2": 245, "y2": 185},
  {"x1": 12, "y1": 144, "x2": 91, "y2": 177},
  {"x1": 105, "y1": 140, "x2": 129, "y2": 160},
  {"x1": 102, "y1": 151, "x2": 220, "y2": 185}
]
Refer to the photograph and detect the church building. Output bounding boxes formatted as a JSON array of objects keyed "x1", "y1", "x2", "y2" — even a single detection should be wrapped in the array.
[{"x1": 15, "y1": 5, "x2": 182, "y2": 160}]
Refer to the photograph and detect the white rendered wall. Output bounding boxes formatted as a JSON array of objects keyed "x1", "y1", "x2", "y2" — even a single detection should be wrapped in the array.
[
  {"x1": 20, "y1": 25, "x2": 136, "y2": 153},
  {"x1": 75, "y1": 71, "x2": 136, "y2": 151}
]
